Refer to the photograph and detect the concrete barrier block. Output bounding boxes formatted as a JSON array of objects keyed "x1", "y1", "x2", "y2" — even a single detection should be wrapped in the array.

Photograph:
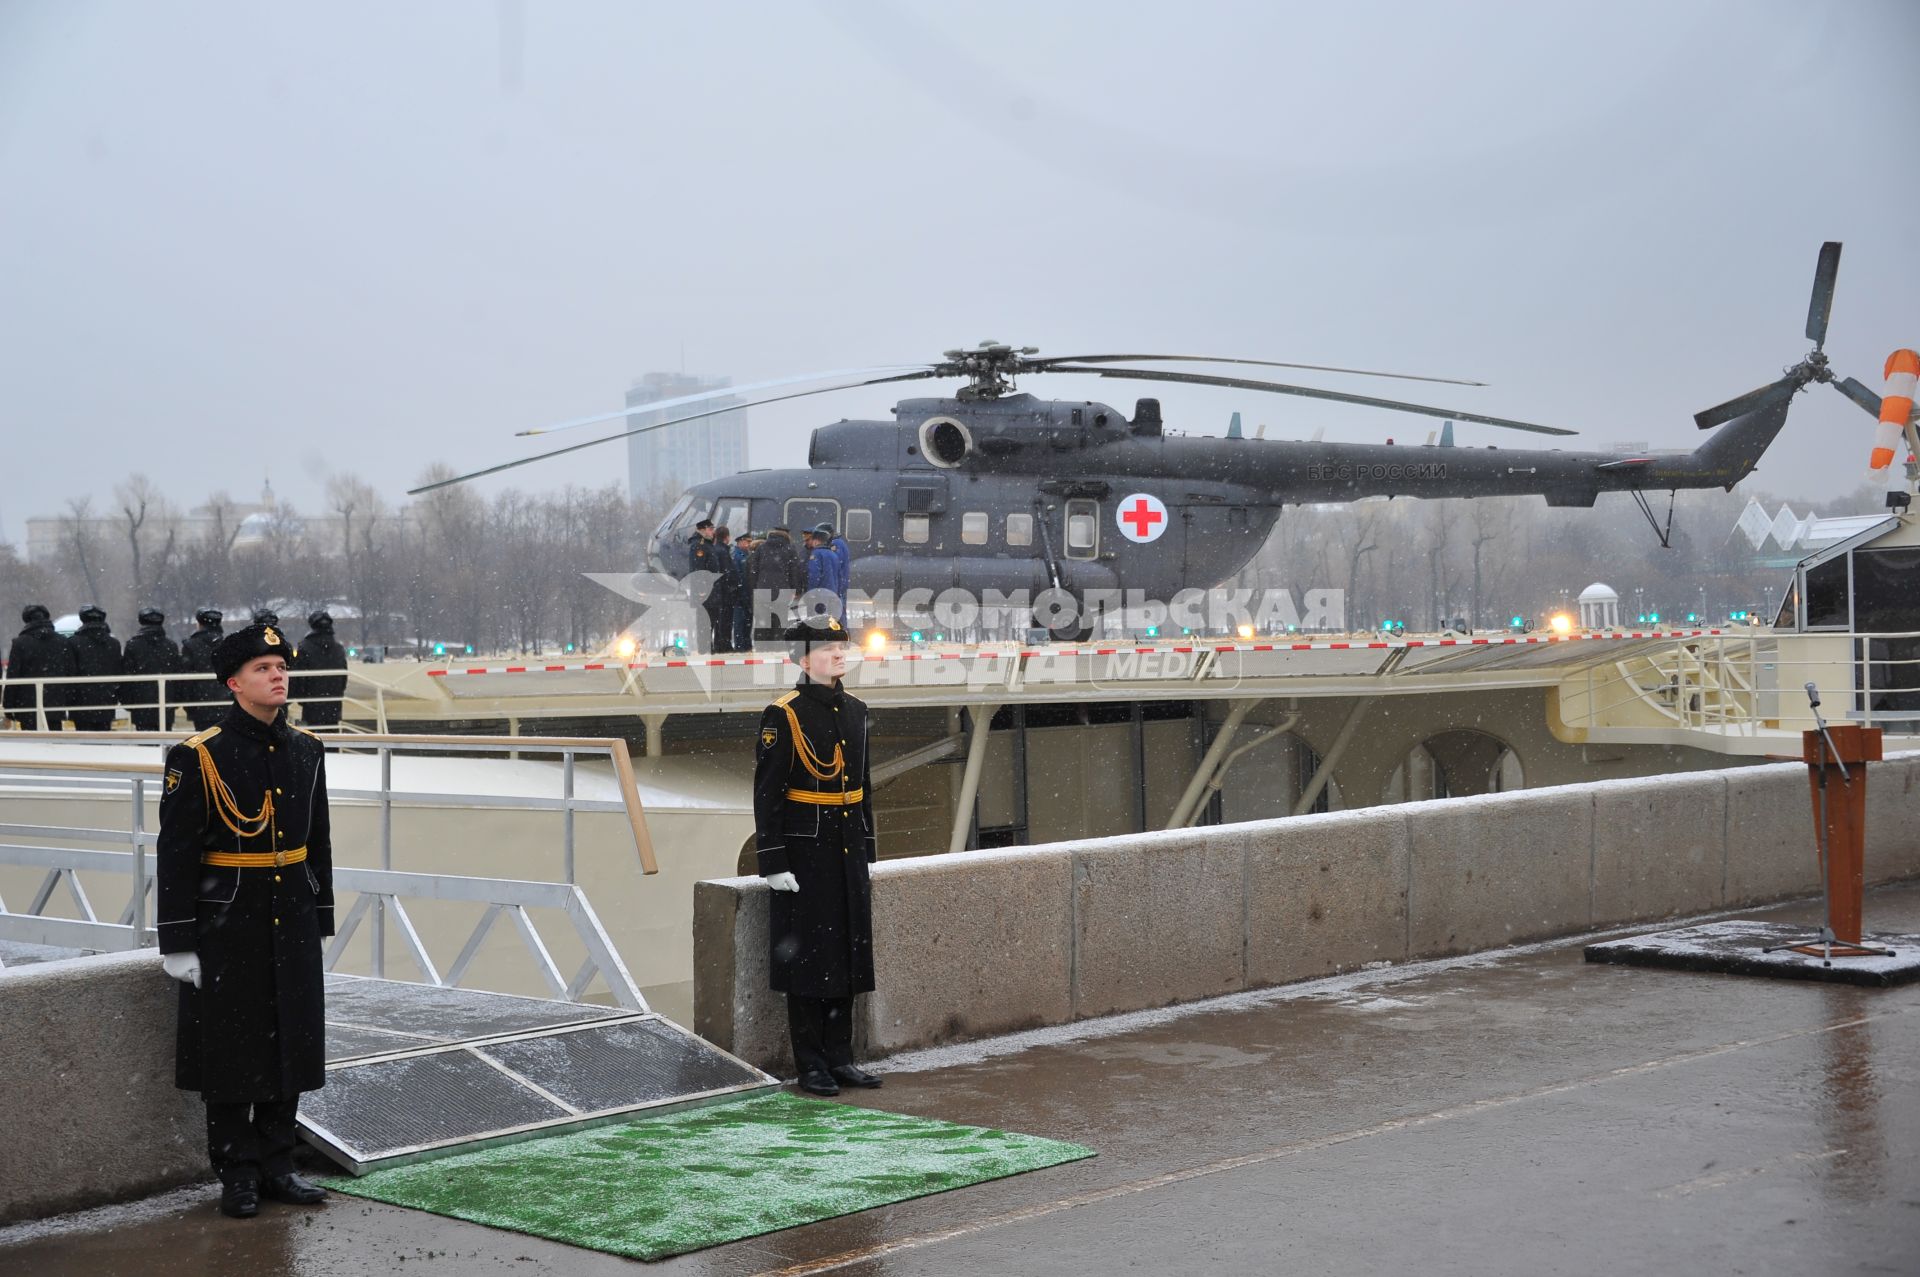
[
  {"x1": 1590, "y1": 772, "x2": 1727, "y2": 926},
  {"x1": 692, "y1": 878, "x2": 790, "y2": 1076},
  {"x1": 1245, "y1": 809, "x2": 1409, "y2": 985},
  {"x1": 0, "y1": 950, "x2": 205, "y2": 1223},
  {"x1": 1406, "y1": 787, "x2": 1592, "y2": 957},
  {"x1": 1724, "y1": 763, "x2": 1820, "y2": 905},
  {"x1": 1865, "y1": 755, "x2": 1920, "y2": 883},
  {"x1": 1072, "y1": 828, "x2": 1247, "y2": 1018},
  {"x1": 866, "y1": 848, "x2": 1073, "y2": 1055}
]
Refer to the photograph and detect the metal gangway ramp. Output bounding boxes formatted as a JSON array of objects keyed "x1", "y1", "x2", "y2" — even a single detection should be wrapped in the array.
[
  {"x1": 305, "y1": 975, "x2": 777, "y2": 1175},
  {"x1": 0, "y1": 733, "x2": 778, "y2": 1176}
]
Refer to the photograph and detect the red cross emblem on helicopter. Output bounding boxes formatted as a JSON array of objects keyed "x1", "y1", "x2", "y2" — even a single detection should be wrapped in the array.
[{"x1": 1116, "y1": 493, "x2": 1168, "y2": 543}]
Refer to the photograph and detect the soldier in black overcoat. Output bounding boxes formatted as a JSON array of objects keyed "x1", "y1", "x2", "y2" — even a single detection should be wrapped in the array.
[
  {"x1": 292, "y1": 610, "x2": 350, "y2": 727},
  {"x1": 156, "y1": 623, "x2": 335, "y2": 1218},
  {"x1": 753, "y1": 615, "x2": 884, "y2": 1095},
  {"x1": 66, "y1": 605, "x2": 124, "y2": 731},
  {"x1": 180, "y1": 609, "x2": 225, "y2": 730},
  {"x1": 121, "y1": 607, "x2": 185, "y2": 731},
  {"x1": 4, "y1": 603, "x2": 77, "y2": 730}
]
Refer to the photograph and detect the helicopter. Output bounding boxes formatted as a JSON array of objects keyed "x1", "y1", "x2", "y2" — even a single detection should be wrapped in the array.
[{"x1": 415, "y1": 244, "x2": 1887, "y2": 640}]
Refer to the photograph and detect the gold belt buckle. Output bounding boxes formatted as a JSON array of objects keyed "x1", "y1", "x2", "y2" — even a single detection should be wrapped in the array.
[{"x1": 274, "y1": 846, "x2": 285, "y2": 868}]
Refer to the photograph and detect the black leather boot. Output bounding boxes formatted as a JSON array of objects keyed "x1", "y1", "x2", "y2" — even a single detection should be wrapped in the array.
[
  {"x1": 263, "y1": 1171, "x2": 329, "y2": 1205},
  {"x1": 220, "y1": 1171, "x2": 261, "y2": 1219}
]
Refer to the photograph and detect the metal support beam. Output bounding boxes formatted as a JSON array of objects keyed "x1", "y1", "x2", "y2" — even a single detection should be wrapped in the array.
[
  {"x1": 642, "y1": 714, "x2": 667, "y2": 758},
  {"x1": 947, "y1": 702, "x2": 1001, "y2": 855},
  {"x1": 1182, "y1": 712, "x2": 1300, "y2": 827},
  {"x1": 1293, "y1": 697, "x2": 1375, "y2": 816},
  {"x1": 1166, "y1": 699, "x2": 1256, "y2": 829}
]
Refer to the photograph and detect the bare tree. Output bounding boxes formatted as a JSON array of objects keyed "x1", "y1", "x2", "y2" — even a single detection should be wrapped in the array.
[
  {"x1": 115, "y1": 474, "x2": 179, "y2": 612},
  {"x1": 56, "y1": 498, "x2": 108, "y2": 607}
]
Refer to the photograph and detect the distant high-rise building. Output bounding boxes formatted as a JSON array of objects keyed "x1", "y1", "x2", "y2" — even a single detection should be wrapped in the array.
[{"x1": 625, "y1": 373, "x2": 748, "y2": 505}]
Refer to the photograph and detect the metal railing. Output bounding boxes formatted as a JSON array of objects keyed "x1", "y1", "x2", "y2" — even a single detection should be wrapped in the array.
[
  {"x1": 0, "y1": 669, "x2": 387, "y2": 733},
  {"x1": 0, "y1": 735, "x2": 658, "y2": 1005},
  {"x1": 1558, "y1": 631, "x2": 1920, "y2": 738}
]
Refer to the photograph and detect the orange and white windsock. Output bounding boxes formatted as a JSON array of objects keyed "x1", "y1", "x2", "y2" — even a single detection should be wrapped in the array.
[{"x1": 1870, "y1": 348, "x2": 1918, "y2": 475}]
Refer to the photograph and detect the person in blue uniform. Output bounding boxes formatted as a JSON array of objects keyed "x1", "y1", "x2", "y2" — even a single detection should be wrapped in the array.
[
  {"x1": 156, "y1": 623, "x2": 335, "y2": 1218},
  {"x1": 753, "y1": 615, "x2": 882, "y2": 1095}
]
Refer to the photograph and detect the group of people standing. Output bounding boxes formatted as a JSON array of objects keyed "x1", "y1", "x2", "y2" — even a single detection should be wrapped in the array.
[
  {"x1": 2, "y1": 604, "x2": 350, "y2": 732},
  {"x1": 688, "y1": 520, "x2": 850, "y2": 652}
]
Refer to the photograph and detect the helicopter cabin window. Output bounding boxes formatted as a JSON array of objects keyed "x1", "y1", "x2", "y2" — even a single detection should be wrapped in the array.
[
  {"x1": 902, "y1": 513, "x2": 931, "y2": 545},
  {"x1": 961, "y1": 512, "x2": 989, "y2": 545},
  {"x1": 845, "y1": 509, "x2": 872, "y2": 541},
  {"x1": 1064, "y1": 498, "x2": 1099, "y2": 559},
  {"x1": 1006, "y1": 513, "x2": 1033, "y2": 546}
]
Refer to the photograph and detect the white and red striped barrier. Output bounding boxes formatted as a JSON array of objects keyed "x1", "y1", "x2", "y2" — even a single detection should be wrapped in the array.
[{"x1": 419, "y1": 629, "x2": 1727, "y2": 678}]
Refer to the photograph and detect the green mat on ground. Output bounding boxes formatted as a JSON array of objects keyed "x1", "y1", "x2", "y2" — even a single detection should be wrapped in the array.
[{"x1": 319, "y1": 1091, "x2": 1095, "y2": 1261}]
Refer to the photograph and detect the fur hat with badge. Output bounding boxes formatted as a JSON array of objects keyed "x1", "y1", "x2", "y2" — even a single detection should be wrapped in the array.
[{"x1": 213, "y1": 623, "x2": 299, "y2": 683}]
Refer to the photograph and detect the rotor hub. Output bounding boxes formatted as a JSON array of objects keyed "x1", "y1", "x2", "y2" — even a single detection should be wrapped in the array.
[{"x1": 937, "y1": 340, "x2": 1041, "y2": 400}]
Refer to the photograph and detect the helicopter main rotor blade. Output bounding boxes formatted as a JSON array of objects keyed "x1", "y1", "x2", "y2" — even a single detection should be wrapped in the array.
[
  {"x1": 1028, "y1": 354, "x2": 1485, "y2": 387},
  {"x1": 1833, "y1": 375, "x2": 1883, "y2": 418},
  {"x1": 1693, "y1": 376, "x2": 1799, "y2": 430},
  {"x1": 409, "y1": 370, "x2": 941, "y2": 496},
  {"x1": 1041, "y1": 365, "x2": 1578, "y2": 437},
  {"x1": 517, "y1": 364, "x2": 937, "y2": 437},
  {"x1": 1806, "y1": 241, "x2": 1842, "y2": 350}
]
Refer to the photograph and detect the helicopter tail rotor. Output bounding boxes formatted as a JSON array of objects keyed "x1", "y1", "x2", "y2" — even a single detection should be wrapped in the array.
[{"x1": 1694, "y1": 241, "x2": 1872, "y2": 430}]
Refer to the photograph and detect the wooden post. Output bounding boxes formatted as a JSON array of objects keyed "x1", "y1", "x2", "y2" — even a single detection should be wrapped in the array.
[{"x1": 1802, "y1": 724, "x2": 1882, "y2": 945}]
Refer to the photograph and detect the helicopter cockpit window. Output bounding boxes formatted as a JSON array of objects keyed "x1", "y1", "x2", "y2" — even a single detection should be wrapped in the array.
[
  {"x1": 845, "y1": 509, "x2": 872, "y2": 541},
  {"x1": 961, "y1": 512, "x2": 989, "y2": 545},
  {"x1": 661, "y1": 491, "x2": 701, "y2": 531},
  {"x1": 902, "y1": 513, "x2": 931, "y2": 545},
  {"x1": 713, "y1": 499, "x2": 749, "y2": 535},
  {"x1": 1006, "y1": 513, "x2": 1033, "y2": 546}
]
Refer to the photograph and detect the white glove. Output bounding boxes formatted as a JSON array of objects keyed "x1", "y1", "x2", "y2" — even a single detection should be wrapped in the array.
[
  {"x1": 765, "y1": 872, "x2": 800, "y2": 893},
  {"x1": 162, "y1": 951, "x2": 202, "y2": 989}
]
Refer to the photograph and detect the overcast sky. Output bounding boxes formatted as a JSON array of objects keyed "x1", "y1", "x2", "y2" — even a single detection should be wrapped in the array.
[{"x1": 2, "y1": 0, "x2": 1915, "y2": 541}]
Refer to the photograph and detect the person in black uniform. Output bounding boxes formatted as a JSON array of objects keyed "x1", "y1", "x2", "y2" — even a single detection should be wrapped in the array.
[
  {"x1": 754, "y1": 615, "x2": 883, "y2": 1096},
  {"x1": 687, "y1": 519, "x2": 729, "y2": 653},
  {"x1": 291, "y1": 610, "x2": 349, "y2": 728},
  {"x1": 121, "y1": 607, "x2": 184, "y2": 732},
  {"x1": 4, "y1": 604, "x2": 76, "y2": 730},
  {"x1": 251, "y1": 609, "x2": 280, "y2": 628},
  {"x1": 748, "y1": 526, "x2": 803, "y2": 642},
  {"x1": 66, "y1": 605, "x2": 124, "y2": 731},
  {"x1": 156, "y1": 622, "x2": 334, "y2": 1218},
  {"x1": 180, "y1": 609, "x2": 225, "y2": 731}
]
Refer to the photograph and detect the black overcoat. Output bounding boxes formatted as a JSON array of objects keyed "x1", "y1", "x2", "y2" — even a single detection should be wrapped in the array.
[
  {"x1": 120, "y1": 625, "x2": 184, "y2": 727},
  {"x1": 178, "y1": 624, "x2": 225, "y2": 728},
  {"x1": 67, "y1": 621, "x2": 124, "y2": 725},
  {"x1": 156, "y1": 705, "x2": 336, "y2": 1102},
  {"x1": 753, "y1": 676, "x2": 877, "y2": 997},
  {"x1": 3, "y1": 621, "x2": 77, "y2": 723},
  {"x1": 292, "y1": 628, "x2": 349, "y2": 725}
]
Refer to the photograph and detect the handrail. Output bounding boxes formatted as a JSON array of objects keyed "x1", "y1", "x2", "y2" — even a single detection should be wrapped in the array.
[
  {"x1": 0, "y1": 735, "x2": 658, "y2": 994},
  {"x1": 0, "y1": 732, "x2": 657, "y2": 876},
  {"x1": 1561, "y1": 632, "x2": 1920, "y2": 738}
]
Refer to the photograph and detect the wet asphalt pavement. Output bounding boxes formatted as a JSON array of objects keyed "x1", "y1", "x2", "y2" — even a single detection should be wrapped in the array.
[{"x1": 5, "y1": 885, "x2": 1917, "y2": 1276}]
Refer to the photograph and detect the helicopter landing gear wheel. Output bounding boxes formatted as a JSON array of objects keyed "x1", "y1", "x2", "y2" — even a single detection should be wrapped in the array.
[{"x1": 1033, "y1": 589, "x2": 1097, "y2": 644}]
